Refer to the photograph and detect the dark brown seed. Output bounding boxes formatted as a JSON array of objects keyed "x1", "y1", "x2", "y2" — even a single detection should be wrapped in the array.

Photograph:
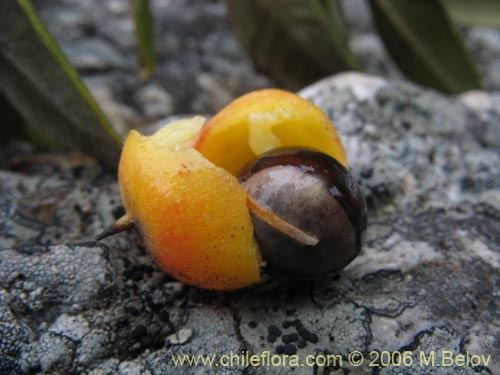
[{"x1": 240, "y1": 148, "x2": 367, "y2": 279}]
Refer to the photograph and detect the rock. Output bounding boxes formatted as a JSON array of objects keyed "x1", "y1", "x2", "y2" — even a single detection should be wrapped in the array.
[
  {"x1": 60, "y1": 39, "x2": 129, "y2": 72},
  {"x1": 32, "y1": 0, "x2": 500, "y2": 124},
  {"x1": 340, "y1": 0, "x2": 372, "y2": 34},
  {"x1": 33, "y1": 1, "x2": 89, "y2": 41},
  {"x1": 338, "y1": 0, "x2": 404, "y2": 81},
  {"x1": 0, "y1": 244, "x2": 114, "y2": 314},
  {"x1": 192, "y1": 73, "x2": 235, "y2": 113},
  {"x1": 1, "y1": 74, "x2": 499, "y2": 374},
  {"x1": 37, "y1": 329, "x2": 76, "y2": 372},
  {"x1": 459, "y1": 90, "x2": 500, "y2": 150},
  {"x1": 33, "y1": 0, "x2": 272, "y2": 118},
  {"x1": 0, "y1": 158, "x2": 122, "y2": 248},
  {"x1": 84, "y1": 76, "x2": 139, "y2": 136},
  {"x1": 300, "y1": 72, "x2": 387, "y2": 103},
  {"x1": 464, "y1": 27, "x2": 500, "y2": 91},
  {"x1": 166, "y1": 328, "x2": 193, "y2": 346},
  {"x1": 459, "y1": 90, "x2": 495, "y2": 112},
  {"x1": 9, "y1": 0, "x2": 500, "y2": 372},
  {"x1": 117, "y1": 361, "x2": 152, "y2": 375},
  {"x1": 135, "y1": 84, "x2": 174, "y2": 119},
  {"x1": 350, "y1": 34, "x2": 403, "y2": 79},
  {"x1": 0, "y1": 297, "x2": 33, "y2": 375}
]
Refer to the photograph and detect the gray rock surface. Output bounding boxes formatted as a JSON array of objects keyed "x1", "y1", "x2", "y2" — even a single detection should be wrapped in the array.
[
  {"x1": 30, "y1": 0, "x2": 500, "y2": 142},
  {"x1": 32, "y1": 0, "x2": 271, "y2": 136},
  {"x1": 1, "y1": 72, "x2": 499, "y2": 374},
  {"x1": 464, "y1": 27, "x2": 500, "y2": 91}
]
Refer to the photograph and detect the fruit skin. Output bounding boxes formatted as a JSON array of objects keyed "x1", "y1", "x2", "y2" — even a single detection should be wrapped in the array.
[
  {"x1": 241, "y1": 149, "x2": 367, "y2": 279},
  {"x1": 118, "y1": 128, "x2": 262, "y2": 291},
  {"x1": 111, "y1": 88, "x2": 365, "y2": 289},
  {"x1": 195, "y1": 89, "x2": 348, "y2": 176}
]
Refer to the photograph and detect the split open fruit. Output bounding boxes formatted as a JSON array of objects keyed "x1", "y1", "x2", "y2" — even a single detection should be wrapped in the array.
[
  {"x1": 114, "y1": 117, "x2": 262, "y2": 290},
  {"x1": 196, "y1": 89, "x2": 348, "y2": 175},
  {"x1": 98, "y1": 89, "x2": 366, "y2": 290}
]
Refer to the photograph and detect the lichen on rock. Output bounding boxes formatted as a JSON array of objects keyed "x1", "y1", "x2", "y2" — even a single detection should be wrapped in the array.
[{"x1": 1, "y1": 72, "x2": 499, "y2": 374}]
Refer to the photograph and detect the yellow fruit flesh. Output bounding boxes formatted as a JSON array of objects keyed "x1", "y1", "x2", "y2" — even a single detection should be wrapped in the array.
[
  {"x1": 195, "y1": 89, "x2": 348, "y2": 175},
  {"x1": 119, "y1": 119, "x2": 262, "y2": 290},
  {"x1": 152, "y1": 116, "x2": 205, "y2": 151}
]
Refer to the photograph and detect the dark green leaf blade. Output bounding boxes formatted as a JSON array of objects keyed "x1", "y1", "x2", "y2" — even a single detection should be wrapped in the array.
[
  {"x1": 0, "y1": 92, "x2": 28, "y2": 143},
  {"x1": 441, "y1": 0, "x2": 500, "y2": 28},
  {"x1": 370, "y1": 0, "x2": 482, "y2": 94},
  {"x1": 0, "y1": 91, "x2": 59, "y2": 148},
  {"x1": 0, "y1": 0, "x2": 121, "y2": 168},
  {"x1": 133, "y1": 0, "x2": 156, "y2": 79},
  {"x1": 226, "y1": 0, "x2": 360, "y2": 90}
]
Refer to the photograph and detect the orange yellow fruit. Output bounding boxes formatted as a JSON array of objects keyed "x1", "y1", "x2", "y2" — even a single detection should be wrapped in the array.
[
  {"x1": 195, "y1": 89, "x2": 348, "y2": 175},
  {"x1": 118, "y1": 117, "x2": 262, "y2": 290},
  {"x1": 105, "y1": 89, "x2": 359, "y2": 291}
]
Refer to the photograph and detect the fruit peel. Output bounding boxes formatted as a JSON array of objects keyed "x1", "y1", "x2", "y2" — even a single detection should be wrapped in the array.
[
  {"x1": 195, "y1": 89, "x2": 348, "y2": 175},
  {"x1": 113, "y1": 88, "x2": 353, "y2": 290},
  {"x1": 118, "y1": 120, "x2": 262, "y2": 290}
]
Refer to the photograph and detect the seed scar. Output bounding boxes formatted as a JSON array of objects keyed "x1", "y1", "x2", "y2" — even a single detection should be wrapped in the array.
[{"x1": 245, "y1": 194, "x2": 319, "y2": 246}]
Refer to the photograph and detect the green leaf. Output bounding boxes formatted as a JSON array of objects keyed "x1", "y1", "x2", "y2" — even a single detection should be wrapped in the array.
[
  {"x1": 0, "y1": 92, "x2": 60, "y2": 148},
  {"x1": 133, "y1": 0, "x2": 156, "y2": 79},
  {"x1": 0, "y1": 93, "x2": 27, "y2": 142},
  {"x1": 226, "y1": 0, "x2": 360, "y2": 90},
  {"x1": 370, "y1": 0, "x2": 483, "y2": 94},
  {"x1": 0, "y1": 0, "x2": 121, "y2": 168},
  {"x1": 441, "y1": 0, "x2": 500, "y2": 28}
]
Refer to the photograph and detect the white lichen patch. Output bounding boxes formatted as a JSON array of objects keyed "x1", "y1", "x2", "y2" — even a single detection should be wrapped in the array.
[
  {"x1": 346, "y1": 240, "x2": 443, "y2": 278},
  {"x1": 165, "y1": 328, "x2": 193, "y2": 346},
  {"x1": 48, "y1": 314, "x2": 90, "y2": 341},
  {"x1": 456, "y1": 230, "x2": 500, "y2": 269},
  {"x1": 369, "y1": 307, "x2": 435, "y2": 352},
  {"x1": 301, "y1": 72, "x2": 387, "y2": 102}
]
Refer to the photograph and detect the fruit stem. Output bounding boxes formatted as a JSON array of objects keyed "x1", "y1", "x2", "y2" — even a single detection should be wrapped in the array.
[
  {"x1": 246, "y1": 194, "x2": 319, "y2": 246},
  {"x1": 95, "y1": 214, "x2": 134, "y2": 241}
]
